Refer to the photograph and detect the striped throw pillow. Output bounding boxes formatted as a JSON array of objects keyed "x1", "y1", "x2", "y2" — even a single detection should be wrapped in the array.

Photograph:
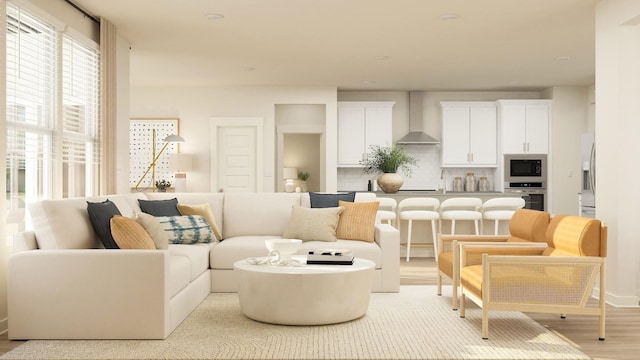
[{"x1": 156, "y1": 215, "x2": 217, "y2": 244}]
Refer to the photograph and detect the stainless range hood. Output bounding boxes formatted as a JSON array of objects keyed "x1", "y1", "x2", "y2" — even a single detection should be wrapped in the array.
[{"x1": 397, "y1": 91, "x2": 440, "y2": 145}]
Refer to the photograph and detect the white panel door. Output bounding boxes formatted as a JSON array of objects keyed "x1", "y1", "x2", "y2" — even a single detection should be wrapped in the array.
[
  {"x1": 337, "y1": 106, "x2": 366, "y2": 165},
  {"x1": 469, "y1": 105, "x2": 497, "y2": 165},
  {"x1": 441, "y1": 105, "x2": 471, "y2": 166},
  {"x1": 211, "y1": 117, "x2": 263, "y2": 193},
  {"x1": 501, "y1": 104, "x2": 527, "y2": 154},
  {"x1": 365, "y1": 106, "x2": 393, "y2": 150},
  {"x1": 217, "y1": 126, "x2": 256, "y2": 193},
  {"x1": 525, "y1": 104, "x2": 549, "y2": 154}
]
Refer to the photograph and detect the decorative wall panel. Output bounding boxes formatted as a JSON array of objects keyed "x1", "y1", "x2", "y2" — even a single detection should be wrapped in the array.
[{"x1": 129, "y1": 118, "x2": 179, "y2": 188}]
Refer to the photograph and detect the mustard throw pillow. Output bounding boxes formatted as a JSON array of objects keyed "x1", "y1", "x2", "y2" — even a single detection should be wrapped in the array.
[
  {"x1": 177, "y1": 203, "x2": 222, "y2": 241},
  {"x1": 336, "y1": 200, "x2": 379, "y2": 242},
  {"x1": 283, "y1": 205, "x2": 343, "y2": 242},
  {"x1": 110, "y1": 215, "x2": 156, "y2": 249}
]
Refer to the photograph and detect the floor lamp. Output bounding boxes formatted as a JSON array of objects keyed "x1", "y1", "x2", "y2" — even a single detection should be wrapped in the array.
[{"x1": 135, "y1": 130, "x2": 185, "y2": 192}]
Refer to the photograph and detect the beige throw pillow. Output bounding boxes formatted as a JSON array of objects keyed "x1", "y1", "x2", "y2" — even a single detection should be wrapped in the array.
[
  {"x1": 110, "y1": 215, "x2": 156, "y2": 249},
  {"x1": 177, "y1": 203, "x2": 222, "y2": 241},
  {"x1": 335, "y1": 200, "x2": 379, "y2": 242},
  {"x1": 135, "y1": 212, "x2": 169, "y2": 250},
  {"x1": 283, "y1": 205, "x2": 343, "y2": 242}
]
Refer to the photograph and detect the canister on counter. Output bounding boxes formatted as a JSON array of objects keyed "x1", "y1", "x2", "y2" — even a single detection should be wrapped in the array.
[
  {"x1": 453, "y1": 176, "x2": 464, "y2": 192},
  {"x1": 464, "y1": 172, "x2": 476, "y2": 192},
  {"x1": 478, "y1": 176, "x2": 490, "y2": 192}
]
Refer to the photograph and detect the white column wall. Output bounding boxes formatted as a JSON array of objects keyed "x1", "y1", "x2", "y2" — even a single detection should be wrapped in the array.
[{"x1": 595, "y1": 0, "x2": 640, "y2": 306}]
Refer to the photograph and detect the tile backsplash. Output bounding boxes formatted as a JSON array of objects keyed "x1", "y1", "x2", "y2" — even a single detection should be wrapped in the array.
[{"x1": 337, "y1": 145, "x2": 497, "y2": 192}]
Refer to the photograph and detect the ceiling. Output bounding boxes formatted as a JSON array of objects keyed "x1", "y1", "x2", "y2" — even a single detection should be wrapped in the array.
[{"x1": 73, "y1": 0, "x2": 598, "y2": 91}]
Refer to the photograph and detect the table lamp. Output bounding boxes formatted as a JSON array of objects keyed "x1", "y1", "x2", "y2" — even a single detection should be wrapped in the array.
[
  {"x1": 169, "y1": 153, "x2": 192, "y2": 192},
  {"x1": 283, "y1": 167, "x2": 298, "y2": 193}
]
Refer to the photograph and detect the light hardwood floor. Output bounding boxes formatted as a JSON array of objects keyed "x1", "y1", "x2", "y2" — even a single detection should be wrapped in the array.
[{"x1": 1, "y1": 258, "x2": 638, "y2": 359}]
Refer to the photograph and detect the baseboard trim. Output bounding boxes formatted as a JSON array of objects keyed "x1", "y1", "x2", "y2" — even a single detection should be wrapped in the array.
[
  {"x1": 0, "y1": 316, "x2": 7, "y2": 335},
  {"x1": 605, "y1": 290, "x2": 640, "y2": 308}
]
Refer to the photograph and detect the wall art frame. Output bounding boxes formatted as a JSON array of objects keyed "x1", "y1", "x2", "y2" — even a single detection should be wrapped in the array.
[{"x1": 129, "y1": 118, "x2": 180, "y2": 189}]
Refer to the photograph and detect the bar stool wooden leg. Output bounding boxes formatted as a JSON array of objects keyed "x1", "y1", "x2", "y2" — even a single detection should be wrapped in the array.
[
  {"x1": 431, "y1": 220, "x2": 438, "y2": 263},
  {"x1": 406, "y1": 220, "x2": 413, "y2": 262}
]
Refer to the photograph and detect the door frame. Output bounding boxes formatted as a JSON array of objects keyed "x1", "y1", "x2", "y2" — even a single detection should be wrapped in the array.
[
  {"x1": 276, "y1": 125, "x2": 326, "y2": 192},
  {"x1": 210, "y1": 117, "x2": 264, "y2": 193}
]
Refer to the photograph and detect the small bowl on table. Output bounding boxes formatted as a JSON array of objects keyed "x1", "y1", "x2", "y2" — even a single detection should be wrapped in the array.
[{"x1": 265, "y1": 239, "x2": 302, "y2": 262}]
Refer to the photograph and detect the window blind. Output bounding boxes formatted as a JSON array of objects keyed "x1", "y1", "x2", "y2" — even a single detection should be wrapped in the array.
[
  {"x1": 62, "y1": 34, "x2": 100, "y2": 167},
  {"x1": 5, "y1": 2, "x2": 57, "y2": 204}
]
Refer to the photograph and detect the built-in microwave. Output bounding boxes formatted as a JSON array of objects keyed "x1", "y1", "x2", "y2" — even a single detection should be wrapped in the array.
[{"x1": 504, "y1": 154, "x2": 547, "y2": 189}]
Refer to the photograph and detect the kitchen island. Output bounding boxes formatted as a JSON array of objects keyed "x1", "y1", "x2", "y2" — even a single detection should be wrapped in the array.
[{"x1": 368, "y1": 191, "x2": 523, "y2": 260}]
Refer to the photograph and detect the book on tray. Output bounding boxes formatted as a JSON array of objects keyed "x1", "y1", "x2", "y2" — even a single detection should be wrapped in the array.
[{"x1": 306, "y1": 249, "x2": 354, "y2": 265}]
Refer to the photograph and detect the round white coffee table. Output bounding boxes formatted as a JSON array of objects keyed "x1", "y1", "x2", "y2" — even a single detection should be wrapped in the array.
[{"x1": 234, "y1": 256, "x2": 375, "y2": 325}]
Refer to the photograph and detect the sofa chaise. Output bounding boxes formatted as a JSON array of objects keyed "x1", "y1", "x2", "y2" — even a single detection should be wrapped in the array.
[{"x1": 8, "y1": 192, "x2": 400, "y2": 340}]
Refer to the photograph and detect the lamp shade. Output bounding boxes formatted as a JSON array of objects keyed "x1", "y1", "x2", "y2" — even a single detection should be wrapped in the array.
[
  {"x1": 169, "y1": 153, "x2": 192, "y2": 172},
  {"x1": 164, "y1": 134, "x2": 185, "y2": 143},
  {"x1": 283, "y1": 167, "x2": 298, "y2": 180}
]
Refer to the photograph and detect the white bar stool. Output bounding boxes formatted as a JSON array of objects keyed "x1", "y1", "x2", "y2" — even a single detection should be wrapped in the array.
[
  {"x1": 398, "y1": 198, "x2": 440, "y2": 262},
  {"x1": 439, "y1": 197, "x2": 483, "y2": 235},
  {"x1": 480, "y1": 197, "x2": 526, "y2": 235},
  {"x1": 376, "y1": 197, "x2": 398, "y2": 227}
]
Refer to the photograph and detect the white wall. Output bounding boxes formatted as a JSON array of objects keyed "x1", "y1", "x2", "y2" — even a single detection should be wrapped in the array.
[
  {"x1": 125, "y1": 86, "x2": 338, "y2": 193},
  {"x1": 547, "y1": 86, "x2": 590, "y2": 215},
  {"x1": 595, "y1": 0, "x2": 640, "y2": 306}
]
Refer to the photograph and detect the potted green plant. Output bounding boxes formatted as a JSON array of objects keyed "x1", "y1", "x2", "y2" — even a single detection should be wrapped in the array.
[
  {"x1": 155, "y1": 179, "x2": 171, "y2": 192},
  {"x1": 360, "y1": 144, "x2": 418, "y2": 193},
  {"x1": 297, "y1": 171, "x2": 310, "y2": 192}
]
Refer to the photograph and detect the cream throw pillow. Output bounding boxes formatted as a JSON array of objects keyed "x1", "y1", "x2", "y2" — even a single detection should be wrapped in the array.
[
  {"x1": 110, "y1": 215, "x2": 156, "y2": 249},
  {"x1": 177, "y1": 203, "x2": 223, "y2": 241},
  {"x1": 135, "y1": 212, "x2": 169, "y2": 250},
  {"x1": 335, "y1": 200, "x2": 379, "y2": 242},
  {"x1": 283, "y1": 205, "x2": 344, "y2": 242}
]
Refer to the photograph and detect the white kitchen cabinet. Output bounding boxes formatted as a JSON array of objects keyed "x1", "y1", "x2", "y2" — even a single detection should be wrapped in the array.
[
  {"x1": 338, "y1": 102, "x2": 394, "y2": 166},
  {"x1": 498, "y1": 100, "x2": 551, "y2": 154},
  {"x1": 441, "y1": 102, "x2": 497, "y2": 167}
]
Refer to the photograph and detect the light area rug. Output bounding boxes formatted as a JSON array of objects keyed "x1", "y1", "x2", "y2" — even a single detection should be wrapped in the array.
[{"x1": 1, "y1": 286, "x2": 588, "y2": 360}]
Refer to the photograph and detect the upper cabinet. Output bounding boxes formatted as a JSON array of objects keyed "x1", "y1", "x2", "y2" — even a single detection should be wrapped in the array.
[
  {"x1": 441, "y1": 101, "x2": 497, "y2": 167},
  {"x1": 337, "y1": 102, "x2": 394, "y2": 167},
  {"x1": 498, "y1": 100, "x2": 551, "y2": 154}
]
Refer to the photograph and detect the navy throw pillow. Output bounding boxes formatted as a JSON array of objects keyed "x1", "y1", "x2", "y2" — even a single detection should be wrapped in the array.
[
  {"x1": 309, "y1": 192, "x2": 356, "y2": 208},
  {"x1": 87, "y1": 199, "x2": 121, "y2": 249},
  {"x1": 138, "y1": 198, "x2": 181, "y2": 216}
]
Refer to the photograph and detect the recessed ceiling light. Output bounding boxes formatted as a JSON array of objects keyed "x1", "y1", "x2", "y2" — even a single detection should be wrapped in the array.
[
  {"x1": 440, "y1": 14, "x2": 460, "y2": 21},
  {"x1": 206, "y1": 13, "x2": 224, "y2": 21},
  {"x1": 375, "y1": 56, "x2": 390, "y2": 61},
  {"x1": 241, "y1": 67, "x2": 256, "y2": 72},
  {"x1": 362, "y1": 80, "x2": 377, "y2": 85},
  {"x1": 509, "y1": 80, "x2": 520, "y2": 85},
  {"x1": 555, "y1": 56, "x2": 571, "y2": 61}
]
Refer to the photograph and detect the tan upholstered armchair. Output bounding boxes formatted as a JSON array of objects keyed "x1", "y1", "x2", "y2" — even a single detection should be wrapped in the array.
[
  {"x1": 458, "y1": 215, "x2": 607, "y2": 340},
  {"x1": 436, "y1": 209, "x2": 550, "y2": 309}
]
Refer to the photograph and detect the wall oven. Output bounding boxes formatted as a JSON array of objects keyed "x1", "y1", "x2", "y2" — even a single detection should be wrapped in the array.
[{"x1": 504, "y1": 154, "x2": 547, "y2": 211}]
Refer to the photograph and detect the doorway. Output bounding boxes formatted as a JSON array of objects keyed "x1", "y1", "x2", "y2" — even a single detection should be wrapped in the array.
[{"x1": 275, "y1": 105, "x2": 326, "y2": 192}]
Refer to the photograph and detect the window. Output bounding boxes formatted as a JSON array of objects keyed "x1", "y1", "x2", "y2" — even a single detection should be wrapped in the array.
[
  {"x1": 62, "y1": 35, "x2": 100, "y2": 198},
  {"x1": 4, "y1": 2, "x2": 101, "y2": 242}
]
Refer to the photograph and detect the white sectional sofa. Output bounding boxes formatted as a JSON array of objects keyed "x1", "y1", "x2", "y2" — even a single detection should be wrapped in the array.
[{"x1": 8, "y1": 192, "x2": 400, "y2": 340}]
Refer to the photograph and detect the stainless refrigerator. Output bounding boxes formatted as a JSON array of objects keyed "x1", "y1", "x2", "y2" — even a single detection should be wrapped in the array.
[{"x1": 580, "y1": 133, "x2": 596, "y2": 218}]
